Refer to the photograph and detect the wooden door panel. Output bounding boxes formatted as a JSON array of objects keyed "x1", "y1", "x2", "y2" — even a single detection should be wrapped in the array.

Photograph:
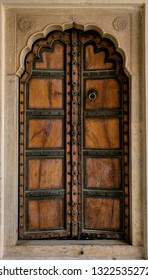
[
  {"x1": 27, "y1": 158, "x2": 63, "y2": 190},
  {"x1": 35, "y1": 42, "x2": 65, "y2": 70},
  {"x1": 28, "y1": 118, "x2": 63, "y2": 148},
  {"x1": 27, "y1": 198, "x2": 64, "y2": 231},
  {"x1": 85, "y1": 157, "x2": 121, "y2": 189},
  {"x1": 84, "y1": 197, "x2": 121, "y2": 230},
  {"x1": 85, "y1": 79, "x2": 120, "y2": 109},
  {"x1": 84, "y1": 118, "x2": 120, "y2": 149},
  {"x1": 19, "y1": 29, "x2": 129, "y2": 240},
  {"x1": 28, "y1": 78, "x2": 63, "y2": 109},
  {"x1": 84, "y1": 46, "x2": 114, "y2": 70}
]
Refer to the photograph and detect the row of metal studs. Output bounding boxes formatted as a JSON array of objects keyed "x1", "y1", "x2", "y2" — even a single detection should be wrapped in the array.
[
  {"x1": 123, "y1": 80, "x2": 129, "y2": 240},
  {"x1": 66, "y1": 32, "x2": 72, "y2": 237},
  {"x1": 19, "y1": 53, "x2": 33, "y2": 239},
  {"x1": 71, "y1": 31, "x2": 81, "y2": 237},
  {"x1": 19, "y1": 78, "x2": 25, "y2": 238}
]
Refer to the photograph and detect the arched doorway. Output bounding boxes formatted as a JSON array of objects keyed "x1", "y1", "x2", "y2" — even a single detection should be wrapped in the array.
[{"x1": 19, "y1": 28, "x2": 129, "y2": 240}]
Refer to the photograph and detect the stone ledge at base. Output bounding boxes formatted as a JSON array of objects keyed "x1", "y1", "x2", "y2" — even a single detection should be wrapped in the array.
[{"x1": 2, "y1": 243, "x2": 144, "y2": 259}]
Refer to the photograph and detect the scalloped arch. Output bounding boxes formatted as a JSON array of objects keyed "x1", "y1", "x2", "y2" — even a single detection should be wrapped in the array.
[{"x1": 16, "y1": 22, "x2": 128, "y2": 77}]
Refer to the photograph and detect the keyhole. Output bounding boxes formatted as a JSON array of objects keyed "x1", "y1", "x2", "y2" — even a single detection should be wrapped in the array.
[{"x1": 88, "y1": 89, "x2": 97, "y2": 101}]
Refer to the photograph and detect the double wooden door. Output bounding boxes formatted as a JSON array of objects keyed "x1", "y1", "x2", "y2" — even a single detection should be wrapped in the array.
[{"x1": 19, "y1": 28, "x2": 129, "y2": 240}]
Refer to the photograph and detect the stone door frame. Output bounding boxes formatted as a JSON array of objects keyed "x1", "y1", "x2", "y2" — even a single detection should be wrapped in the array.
[{"x1": 0, "y1": 0, "x2": 147, "y2": 259}]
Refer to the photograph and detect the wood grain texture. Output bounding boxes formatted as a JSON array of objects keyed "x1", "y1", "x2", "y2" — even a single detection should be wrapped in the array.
[
  {"x1": 85, "y1": 158, "x2": 121, "y2": 189},
  {"x1": 19, "y1": 29, "x2": 129, "y2": 240},
  {"x1": 28, "y1": 118, "x2": 63, "y2": 148},
  {"x1": 28, "y1": 78, "x2": 63, "y2": 109},
  {"x1": 27, "y1": 199, "x2": 64, "y2": 230},
  {"x1": 84, "y1": 197, "x2": 121, "y2": 230},
  {"x1": 85, "y1": 79, "x2": 120, "y2": 109},
  {"x1": 35, "y1": 42, "x2": 64, "y2": 69},
  {"x1": 85, "y1": 118, "x2": 120, "y2": 149},
  {"x1": 85, "y1": 46, "x2": 114, "y2": 70},
  {"x1": 28, "y1": 159, "x2": 63, "y2": 189}
]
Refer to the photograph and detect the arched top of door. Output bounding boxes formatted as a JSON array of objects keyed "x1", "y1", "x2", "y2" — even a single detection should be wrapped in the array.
[{"x1": 16, "y1": 22, "x2": 130, "y2": 80}]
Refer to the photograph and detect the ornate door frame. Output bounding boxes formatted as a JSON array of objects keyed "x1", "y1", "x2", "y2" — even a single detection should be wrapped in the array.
[{"x1": 0, "y1": 2, "x2": 146, "y2": 258}]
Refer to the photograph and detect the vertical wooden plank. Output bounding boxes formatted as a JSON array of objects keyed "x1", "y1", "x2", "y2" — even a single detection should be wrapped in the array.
[
  {"x1": 28, "y1": 158, "x2": 63, "y2": 189},
  {"x1": 85, "y1": 118, "x2": 120, "y2": 149},
  {"x1": 19, "y1": 31, "x2": 71, "y2": 239},
  {"x1": 35, "y1": 42, "x2": 64, "y2": 69},
  {"x1": 84, "y1": 197, "x2": 121, "y2": 230},
  {"x1": 28, "y1": 78, "x2": 63, "y2": 109},
  {"x1": 85, "y1": 157, "x2": 121, "y2": 189},
  {"x1": 27, "y1": 199, "x2": 64, "y2": 230},
  {"x1": 85, "y1": 46, "x2": 114, "y2": 70}
]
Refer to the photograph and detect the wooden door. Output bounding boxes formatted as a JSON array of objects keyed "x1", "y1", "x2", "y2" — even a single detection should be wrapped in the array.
[{"x1": 19, "y1": 28, "x2": 129, "y2": 240}]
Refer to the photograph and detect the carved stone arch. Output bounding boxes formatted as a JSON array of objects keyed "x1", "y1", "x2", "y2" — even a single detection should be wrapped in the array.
[{"x1": 16, "y1": 22, "x2": 129, "y2": 78}]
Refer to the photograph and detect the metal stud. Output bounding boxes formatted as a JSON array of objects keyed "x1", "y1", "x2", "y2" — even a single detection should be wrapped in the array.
[
  {"x1": 72, "y1": 181, "x2": 77, "y2": 185},
  {"x1": 72, "y1": 91, "x2": 77, "y2": 96},
  {"x1": 72, "y1": 131, "x2": 76, "y2": 135}
]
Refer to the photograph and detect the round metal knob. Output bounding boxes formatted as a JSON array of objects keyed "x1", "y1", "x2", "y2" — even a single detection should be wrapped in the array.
[{"x1": 88, "y1": 89, "x2": 97, "y2": 101}]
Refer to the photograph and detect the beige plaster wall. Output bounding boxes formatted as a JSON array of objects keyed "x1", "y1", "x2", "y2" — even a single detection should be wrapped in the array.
[{"x1": 0, "y1": 0, "x2": 147, "y2": 259}]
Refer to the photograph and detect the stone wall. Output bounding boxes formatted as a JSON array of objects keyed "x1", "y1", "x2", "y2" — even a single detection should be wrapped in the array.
[{"x1": 0, "y1": 0, "x2": 147, "y2": 259}]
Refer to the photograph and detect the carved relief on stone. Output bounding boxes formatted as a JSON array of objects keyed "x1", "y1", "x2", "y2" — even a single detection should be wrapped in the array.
[
  {"x1": 68, "y1": 14, "x2": 78, "y2": 22},
  {"x1": 18, "y1": 17, "x2": 34, "y2": 33},
  {"x1": 112, "y1": 17, "x2": 127, "y2": 32}
]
